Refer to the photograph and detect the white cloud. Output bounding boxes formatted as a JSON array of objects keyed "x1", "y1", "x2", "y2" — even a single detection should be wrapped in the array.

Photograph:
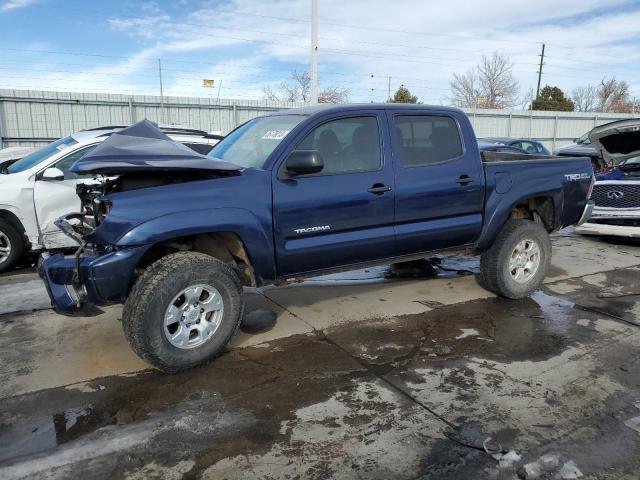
[
  {"x1": 3, "y1": 0, "x2": 640, "y2": 103},
  {"x1": 0, "y1": 0, "x2": 39, "y2": 12}
]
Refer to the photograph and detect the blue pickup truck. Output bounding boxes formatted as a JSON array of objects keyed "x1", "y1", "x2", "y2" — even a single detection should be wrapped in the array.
[{"x1": 40, "y1": 105, "x2": 595, "y2": 372}]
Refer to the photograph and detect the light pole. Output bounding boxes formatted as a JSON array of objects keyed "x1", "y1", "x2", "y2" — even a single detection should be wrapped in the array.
[{"x1": 310, "y1": 0, "x2": 318, "y2": 104}]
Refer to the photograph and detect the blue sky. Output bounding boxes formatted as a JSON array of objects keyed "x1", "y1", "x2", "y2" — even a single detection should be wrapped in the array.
[{"x1": 1, "y1": 0, "x2": 639, "y2": 105}]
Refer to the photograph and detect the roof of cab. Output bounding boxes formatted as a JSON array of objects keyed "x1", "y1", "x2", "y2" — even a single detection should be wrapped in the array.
[{"x1": 265, "y1": 103, "x2": 466, "y2": 119}]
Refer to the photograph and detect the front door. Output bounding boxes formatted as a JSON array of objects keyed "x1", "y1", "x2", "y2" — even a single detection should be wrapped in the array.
[
  {"x1": 388, "y1": 111, "x2": 485, "y2": 256},
  {"x1": 33, "y1": 145, "x2": 98, "y2": 249},
  {"x1": 273, "y1": 113, "x2": 395, "y2": 276}
]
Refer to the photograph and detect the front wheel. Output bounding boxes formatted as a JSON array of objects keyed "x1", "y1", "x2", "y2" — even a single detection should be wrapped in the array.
[
  {"x1": 479, "y1": 219, "x2": 551, "y2": 299},
  {"x1": 122, "y1": 252, "x2": 244, "y2": 372}
]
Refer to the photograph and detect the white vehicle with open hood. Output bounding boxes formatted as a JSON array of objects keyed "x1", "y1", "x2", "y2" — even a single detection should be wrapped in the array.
[
  {"x1": 576, "y1": 119, "x2": 640, "y2": 238},
  {"x1": 0, "y1": 123, "x2": 222, "y2": 272}
]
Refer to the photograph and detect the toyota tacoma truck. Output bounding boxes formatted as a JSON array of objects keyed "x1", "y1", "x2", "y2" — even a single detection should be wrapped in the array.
[{"x1": 39, "y1": 106, "x2": 595, "y2": 372}]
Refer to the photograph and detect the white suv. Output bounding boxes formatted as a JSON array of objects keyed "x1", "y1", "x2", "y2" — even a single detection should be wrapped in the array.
[{"x1": 0, "y1": 125, "x2": 222, "y2": 272}]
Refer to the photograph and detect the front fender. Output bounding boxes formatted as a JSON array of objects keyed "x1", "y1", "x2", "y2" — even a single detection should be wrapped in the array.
[{"x1": 116, "y1": 208, "x2": 276, "y2": 282}]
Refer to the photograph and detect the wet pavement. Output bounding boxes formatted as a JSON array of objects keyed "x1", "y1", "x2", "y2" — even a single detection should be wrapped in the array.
[{"x1": 1, "y1": 233, "x2": 640, "y2": 479}]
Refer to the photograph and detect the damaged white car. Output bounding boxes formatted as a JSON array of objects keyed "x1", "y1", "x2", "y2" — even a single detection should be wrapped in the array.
[
  {"x1": 0, "y1": 125, "x2": 222, "y2": 272},
  {"x1": 576, "y1": 119, "x2": 640, "y2": 238}
]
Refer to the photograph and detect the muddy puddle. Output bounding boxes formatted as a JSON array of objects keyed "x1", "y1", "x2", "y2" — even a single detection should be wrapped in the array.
[
  {"x1": 0, "y1": 335, "x2": 389, "y2": 478},
  {"x1": 547, "y1": 268, "x2": 640, "y2": 325},
  {"x1": 327, "y1": 290, "x2": 593, "y2": 375},
  {"x1": 299, "y1": 254, "x2": 480, "y2": 287}
]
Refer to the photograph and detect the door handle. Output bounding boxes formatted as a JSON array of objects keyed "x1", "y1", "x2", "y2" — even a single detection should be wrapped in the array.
[
  {"x1": 367, "y1": 183, "x2": 392, "y2": 195},
  {"x1": 456, "y1": 175, "x2": 473, "y2": 185}
]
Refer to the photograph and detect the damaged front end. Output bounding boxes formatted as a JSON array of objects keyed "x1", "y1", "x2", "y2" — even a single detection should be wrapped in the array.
[{"x1": 38, "y1": 119, "x2": 241, "y2": 315}]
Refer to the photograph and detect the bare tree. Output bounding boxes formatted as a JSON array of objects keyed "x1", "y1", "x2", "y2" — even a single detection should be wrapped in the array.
[
  {"x1": 281, "y1": 71, "x2": 311, "y2": 102},
  {"x1": 520, "y1": 88, "x2": 535, "y2": 110},
  {"x1": 263, "y1": 70, "x2": 349, "y2": 104},
  {"x1": 450, "y1": 71, "x2": 480, "y2": 109},
  {"x1": 450, "y1": 52, "x2": 519, "y2": 109},
  {"x1": 478, "y1": 52, "x2": 519, "y2": 108},
  {"x1": 571, "y1": 85, "x2": 597, "y2": 112},
  {"x1": 262, "y1": 85, "x2": 280, "y2": 102},
  {"x1": 318, "y1": 86, "x2": 349, "y2": 104},
  {"x1": 596, "y1": 77, "x2": 632, "y2": 113}
]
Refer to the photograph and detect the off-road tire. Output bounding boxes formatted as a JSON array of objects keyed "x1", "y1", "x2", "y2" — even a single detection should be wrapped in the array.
[
  {"x1": 0, "y1": 219, "x2": 24, "y2": 274},
  {"x1": 479, "y1": 219, "x2": 551, "y2": 299},
  {"x1": 122, "y1": 252, "x2": 243, "y2": 373}
]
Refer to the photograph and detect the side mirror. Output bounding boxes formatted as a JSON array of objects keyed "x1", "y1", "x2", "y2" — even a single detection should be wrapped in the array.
[
  {"x1": 41, "y1": 167, "x2": 65, "y2": 181},
  {"x1": 285, "y1": 150, "x2": 324, "y2": 176}
]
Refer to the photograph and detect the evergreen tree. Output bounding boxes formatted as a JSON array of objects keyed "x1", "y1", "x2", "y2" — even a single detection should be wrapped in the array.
[
  {"x1": 390, "y1": 86, "x2": 418, "y2": 104},
  {"x1": 531, "y1": 86, "x2": 574, "y2": 111}
]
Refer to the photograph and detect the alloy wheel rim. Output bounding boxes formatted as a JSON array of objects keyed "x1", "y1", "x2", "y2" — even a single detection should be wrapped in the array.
[
  {"x1": 163, "y1": 284, "x2": 224, "y2": 349},
  {"x1": 0, "y1": 232, "x2": 11, "y2": 265},
  {"x1": 508, "y1": 238, "x2": 541, "y2": 284}
]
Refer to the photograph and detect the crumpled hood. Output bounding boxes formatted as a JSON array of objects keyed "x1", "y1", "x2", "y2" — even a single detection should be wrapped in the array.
[
  {"x1": 589, "y1": 119, "x2": 640, "y2": 164},
  {"x1": 70, "y1": 119, "x2": 240, "y2": 175}
]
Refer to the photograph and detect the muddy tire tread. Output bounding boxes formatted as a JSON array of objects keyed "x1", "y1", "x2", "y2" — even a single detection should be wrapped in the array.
[
  {"x1": 122, "y1": 251, "x2": 243, "y2": 373},
  {"x1": 480, "y1": 219, "x2": 551, "y2": 299}
]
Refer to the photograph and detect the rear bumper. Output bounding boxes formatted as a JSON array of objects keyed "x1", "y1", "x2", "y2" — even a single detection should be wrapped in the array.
[{"x1": 38, "y1": 245, "x2": 149, "y2": 316}]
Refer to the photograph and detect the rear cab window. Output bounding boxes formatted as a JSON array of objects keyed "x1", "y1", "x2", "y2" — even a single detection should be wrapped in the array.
[{"x1": 392, "y1": 115, "x2": 463, "y2": 167}]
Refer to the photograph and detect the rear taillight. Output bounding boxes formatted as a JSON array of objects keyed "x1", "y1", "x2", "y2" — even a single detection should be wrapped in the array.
[{"x1": 587, "y1": 174, "x2": 595, "y2": 199}]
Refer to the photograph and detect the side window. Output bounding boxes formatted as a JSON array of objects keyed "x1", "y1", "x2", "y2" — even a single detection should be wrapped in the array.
[
  {"x1": 393, "y1": 115, "x2": 463, "y2": 167},
  {"x1": 295, "y1": 116, "x2": 381, "y2": 175},
  {"x1": 54, "y1": 145, "x2": 98, "y2": 180},
  {"x1": 519, "y1": 141, "x2": 538, "y2": 154}
]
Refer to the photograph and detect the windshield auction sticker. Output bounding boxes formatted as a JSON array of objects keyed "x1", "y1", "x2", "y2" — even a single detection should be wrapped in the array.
[{"x1": 262, "y1": 130, "x2": 290, "y2": 140}]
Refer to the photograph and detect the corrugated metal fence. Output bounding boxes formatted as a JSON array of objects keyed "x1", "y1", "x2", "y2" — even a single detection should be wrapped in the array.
[
  {"x1": 0, "y1": 88, "x2": 636, "y2": 150},
  {"x1": 0, "y1": 89, "x2": 304, "y2": 148}
]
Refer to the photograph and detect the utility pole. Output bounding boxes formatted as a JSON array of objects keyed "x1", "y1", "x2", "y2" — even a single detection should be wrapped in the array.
[
  {"x1": 158, "y1": 58, "x2": 165, "y2": 124},
  {"x1": 310, "y1": 0, "x2": 318, "y2": 104},
  {"x1": 536, "y1": 43, "x2": 545, "y2": 99},
  {"x1": 216, "y1": 79, "x2": 223, "y2": 104},
  {"x1": 388, "y1": 76, "x2": 391, "y2": 102}
]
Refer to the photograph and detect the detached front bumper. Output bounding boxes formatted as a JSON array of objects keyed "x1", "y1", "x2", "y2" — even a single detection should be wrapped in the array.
[{"x1": 38, "y1": 245, "x2": 149, "y2": 316}]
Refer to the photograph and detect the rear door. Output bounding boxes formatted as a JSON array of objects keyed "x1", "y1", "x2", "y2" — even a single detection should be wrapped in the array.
[
  {"x1": 272, "y1": 111, "x2": 395, "y2": 276},
  {"x1": 33, "y1": 144, "x2": 98, "y2": 248},
  {"x1": 387, "y1": 110, "x2": 485, "y2": 255}
]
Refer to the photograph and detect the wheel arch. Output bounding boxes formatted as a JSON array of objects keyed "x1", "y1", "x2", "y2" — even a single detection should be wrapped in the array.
[
  {"x1": 0, "y1": 209, "x2": 28, "y2": 247},
  {"x1": 134, "y1": 231, "x2": 259, "y2": 287},
  {"x1": 477, "y1": 192, "x2": 561, "y2": 250},
  {"x1": 118, "y1": 208, "x2": 276, "y2": 286}
]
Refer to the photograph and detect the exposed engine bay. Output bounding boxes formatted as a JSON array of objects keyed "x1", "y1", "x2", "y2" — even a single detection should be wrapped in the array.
[{"x1": 57, "y1": 170, "x2": 235, "y2": 244}]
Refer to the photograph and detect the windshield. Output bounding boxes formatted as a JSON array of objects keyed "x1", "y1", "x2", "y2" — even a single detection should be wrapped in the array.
[
  {"x1": 622, "y1": 156, "x2": 640, "y2": 166},
  {"x1": 208, "y1": 115, "x2": 306, "y2": 168},
  {"x1": 6, "y1": 136, "x2": 78, "y2": 174}
]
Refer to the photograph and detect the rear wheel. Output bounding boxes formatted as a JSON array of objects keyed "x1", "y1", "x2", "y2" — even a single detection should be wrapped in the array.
[
  {"x1": 480, "y1": 219, "x2": 551, "y2": 299},
  {"x1": 0, "y1": 219, "x2": 24, "y2": 274},
  {"x1": 122, "y1": 252, "x2": 243, "y2": 372}
]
